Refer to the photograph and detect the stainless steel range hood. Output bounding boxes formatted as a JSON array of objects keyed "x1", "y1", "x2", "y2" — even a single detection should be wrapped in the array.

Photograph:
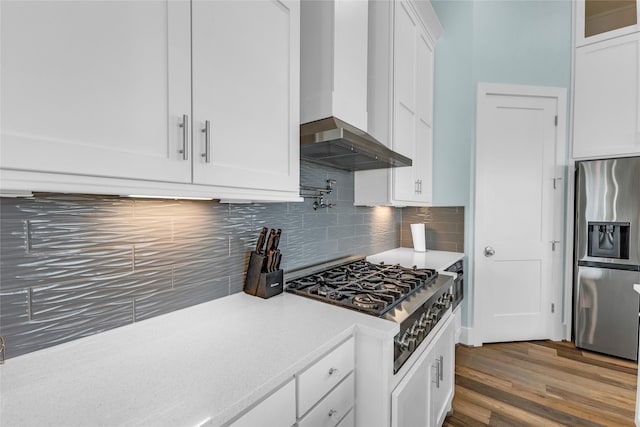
[
  {"x1": 299, "y1": 1, "x2": 412, "y2": 172},
  {"x1": 300, "y1": 117, "x2": 412, "y2": 171}
]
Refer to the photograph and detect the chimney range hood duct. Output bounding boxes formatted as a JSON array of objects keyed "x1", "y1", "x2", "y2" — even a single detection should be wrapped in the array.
[
  {"x1": 299, "y1": 1, "x2": 412, "y2": 172},
  {"x1": 300, "y1": 117, "x2": 412, "y2": 172}
]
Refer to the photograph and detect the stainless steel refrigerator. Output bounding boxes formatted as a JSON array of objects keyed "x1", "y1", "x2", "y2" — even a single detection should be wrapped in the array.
[{"x1": 574, "y1": 156, "x2": 640, "y2": 361}]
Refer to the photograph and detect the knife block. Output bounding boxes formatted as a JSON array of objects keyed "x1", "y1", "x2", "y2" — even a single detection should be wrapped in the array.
[{"x1": 244, "y1": 251, "x2": 284, "y2": 299}]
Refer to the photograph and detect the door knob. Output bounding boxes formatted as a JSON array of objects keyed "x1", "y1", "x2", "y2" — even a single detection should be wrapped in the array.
[{"x1": 484, "y1": 246, "x2": 495, "y2": 257}]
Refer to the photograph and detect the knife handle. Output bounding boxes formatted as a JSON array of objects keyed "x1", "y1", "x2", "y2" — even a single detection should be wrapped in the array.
[
  {"x1": 272, "y1": 229, "x2": 282, "y2": 250},
  {"x1": 274, "y1": 250, "x2": 282, "y2": 271},
  {"x1": 264, "y1": 229, "x2": 277, "y2": 253},
  {"x1": 265, "y1": 250, "x2": 274, "y2": 272},
  {"x1": 255, "y1": 227, "x2": 268, "y2": 254}
]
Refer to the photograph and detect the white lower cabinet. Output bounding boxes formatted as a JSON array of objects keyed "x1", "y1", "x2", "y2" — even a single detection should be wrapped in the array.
[
  {"x1": 297, "y1": 337, "x2": 356, "y2": 427},
  {"x1": 229, "y1": 320, "x2": 456, "y2": 427},
  {"x1": 429, "y1": 318, "x2": 455, "y2": 426},
  {"x1": 298, "y1": 374, "x2": 355, "y2": 427},
  {"x1": 336, "y1": 409, "x2": 355, "y2": 427},
  {"x1": 391, "y1": 346, "x2": 431, "y2": 427},
  {"x1": 391, "y1": 314, "x2": 454, "y2": 427},
  {"x1": 231, "y1": 336, "x2": 355, "y2": 427},
  {"x1": 298, "y1": 337, "x2": 355, "y2": 416},
  {"x1": 230, "y1": 379, "x2": 296, "y2": 427}
]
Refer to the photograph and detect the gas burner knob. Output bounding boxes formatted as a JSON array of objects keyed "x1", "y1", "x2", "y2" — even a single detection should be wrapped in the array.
[
  {"x1": 420, "y1": 316, "x2": 433, "y2": 329},
  {"x1": 408, "y1": 324, "x2": 423, "y2": 339},
  {"x1": 413, "y1": 326, "x2": 426, "y2": 340},
  {"x1": 441, "y1": 294, "x2": 452, "y2": 308},
  {"x1": 419, "y1": 316, "x2": 433, "y2": 330},
  {"x1": 406, "y1": 337, "x2": 417, "y2": 352},
  {"x1": 395, "y1": 333, "x2": 415, "y2": 352}
]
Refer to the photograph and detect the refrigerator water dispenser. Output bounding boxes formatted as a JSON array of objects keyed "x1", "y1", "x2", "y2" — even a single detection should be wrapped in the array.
[{"x1": 587, "y1": 222, "x2": 630, "y2": 259}]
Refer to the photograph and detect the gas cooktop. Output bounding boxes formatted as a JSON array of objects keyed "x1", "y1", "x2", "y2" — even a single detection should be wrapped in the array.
[
  {"x1": 285, "y1": 257, "x2": 438, "y2": 316},
  {"x1": 285, "y1": 256, "x2": 453, "y2": 373}
]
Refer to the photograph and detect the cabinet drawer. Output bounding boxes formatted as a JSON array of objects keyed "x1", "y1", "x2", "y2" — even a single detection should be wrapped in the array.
[
  {"x1": 336, "y1": 408, "x2": 355, "y2": 427},
  {"x1": 230, "y1": 378, "x2": 295, "y2": 427},
  {"x1": 298, "y1": 374, "x2": 354, "y2": 427},
  {"x1": 297, "y1": 337, "x2": 355, "y2": 416}
]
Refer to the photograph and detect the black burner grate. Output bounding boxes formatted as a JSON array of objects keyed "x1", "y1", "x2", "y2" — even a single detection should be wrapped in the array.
[{"x1": 286, "y1": 260, "x2": 438, "y2": 316}]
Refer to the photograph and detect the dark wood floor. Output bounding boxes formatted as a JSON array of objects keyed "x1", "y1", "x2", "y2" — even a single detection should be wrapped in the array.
[{"x1": 443, "y1": 341, "x2": 637, "y2": 427}]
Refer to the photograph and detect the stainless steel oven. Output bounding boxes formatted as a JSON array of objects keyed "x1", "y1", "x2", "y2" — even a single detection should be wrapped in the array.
[{"x1": 444, "y1": 259, "x2": 464, "y2": 309}]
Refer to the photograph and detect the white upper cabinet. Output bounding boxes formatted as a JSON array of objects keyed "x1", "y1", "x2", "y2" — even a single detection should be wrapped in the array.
[
  {"x1": 0, "y1": 0, "x2": 300, "y2": 201},
  {"x1": 575, "y1": 0, "x2": 640, "y2": 47},
  {"x1": 0, "y1": 0, "x2": 192, "y2": 183},
  {"x1": 354, "y1": 0, "x2": 440, "y2": 207},
  {"x1": 191, "y1": 0, "x2": 299, "y2": 194},
  {"x1": 392, "y1": 8, "x2": 434, "y2": 205},
  {"x1": 573, "y1": 32, "x2": 640, "y2": 159}
]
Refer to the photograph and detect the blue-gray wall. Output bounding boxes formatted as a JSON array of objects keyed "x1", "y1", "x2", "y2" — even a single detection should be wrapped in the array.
[
  {"x1": 431, "y1": 0, "x2": 572, "y2": 327},
  {"x1": 0, "y1": 161, "x2": 401, "y2": 358}
]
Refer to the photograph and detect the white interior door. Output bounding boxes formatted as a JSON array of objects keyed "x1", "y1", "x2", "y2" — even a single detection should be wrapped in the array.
[{"x1": 474, "y1": 84, "x2": 565, "y2": 344}]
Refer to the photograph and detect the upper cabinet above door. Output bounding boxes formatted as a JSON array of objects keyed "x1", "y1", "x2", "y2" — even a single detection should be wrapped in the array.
[
  {"x1": 0, "y1": 0, "x2": 300, "y2": 201},
  {"x1": 575, "y1": 0, "x2": 640, "y2": 47},
  {"x1": 573, "y1": 32, "x2": 640, "y2": 159}
]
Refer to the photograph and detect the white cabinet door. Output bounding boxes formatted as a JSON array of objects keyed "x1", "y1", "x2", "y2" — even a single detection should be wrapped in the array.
[
  {"x1": 191, "y1": 0, "x2": 299, "y2": 194},
  {"x1": 391, "y1": 346, "x2": 431, "y2": 427},
  {"x1": 414, "y1": 30, "x2": 434, "y2": 204},
  {"x1": 391, "y1": 314, "x2": 455, "y2": 427},
  {"x1": 573, "y1": 32, "x2": 640, "y2": 159},
  {"x1": 0, "y1": 0, "x2": 191, "y2": 183},
  {"x1": 230, "y1": 379, "x2": 296, "y2": 427},
  {"x1": 391, "y1": 1, "x2": 434, "y2": 205},
  {"x1": 430, "y1": 317, "x2": 455, "y2": 427},
  {"x1": 392, "y1": 0, "x2": 419, "y2": 204},
  {"x1": 355, "y1": 0, "x2": 438, "y2": 207}
]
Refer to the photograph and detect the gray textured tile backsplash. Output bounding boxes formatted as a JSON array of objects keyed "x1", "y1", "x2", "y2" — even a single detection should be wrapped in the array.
[
  {"x1": 401, "y1": 207, "x2": 465, "y2": 252},
  {"x1": 0, "y1": 162, "x2": 401, "y2": 358}
]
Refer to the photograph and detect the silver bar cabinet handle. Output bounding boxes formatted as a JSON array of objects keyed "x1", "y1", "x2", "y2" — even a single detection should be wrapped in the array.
[
  {"x1": 179, "y1": 114, "x2": 188, "y2": 160},
  {"x1": 439, "y1": 355, "x2": 444, "y2": 380},
  {"x1": 201, "y1": 120, "x2": 211, "y2": 163}
]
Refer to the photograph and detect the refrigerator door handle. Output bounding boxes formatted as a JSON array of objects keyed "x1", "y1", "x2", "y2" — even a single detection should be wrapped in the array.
[{"x1": 578, "y1": 260, "x2": 640, "y2": 271}]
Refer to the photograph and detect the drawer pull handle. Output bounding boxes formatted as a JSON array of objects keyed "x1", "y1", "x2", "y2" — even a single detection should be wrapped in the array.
[
  {"x1": 328, "y1": 367, "x2": 339, "y2": 376},
  {"x1": 328, "y1": 409, "x2": 338, "y2": 418}
]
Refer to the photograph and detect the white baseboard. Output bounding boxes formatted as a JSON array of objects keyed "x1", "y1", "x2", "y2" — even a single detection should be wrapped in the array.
[{"x1": 459, "y1": 327, "x2": 483, "y2": 347}]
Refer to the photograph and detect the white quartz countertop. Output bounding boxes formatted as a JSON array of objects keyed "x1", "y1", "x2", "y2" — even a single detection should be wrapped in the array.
[
  {"x1": 367, "y1": 248, "x2": 464, "y2": 272},
  {"x1": 0, "y1": 292, "x2": 397, "y2": 427}
]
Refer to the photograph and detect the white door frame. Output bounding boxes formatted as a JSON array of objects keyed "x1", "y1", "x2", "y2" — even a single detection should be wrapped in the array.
[{"x1": 472, "y1": 83, "x2": 568, "y2": 346}]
